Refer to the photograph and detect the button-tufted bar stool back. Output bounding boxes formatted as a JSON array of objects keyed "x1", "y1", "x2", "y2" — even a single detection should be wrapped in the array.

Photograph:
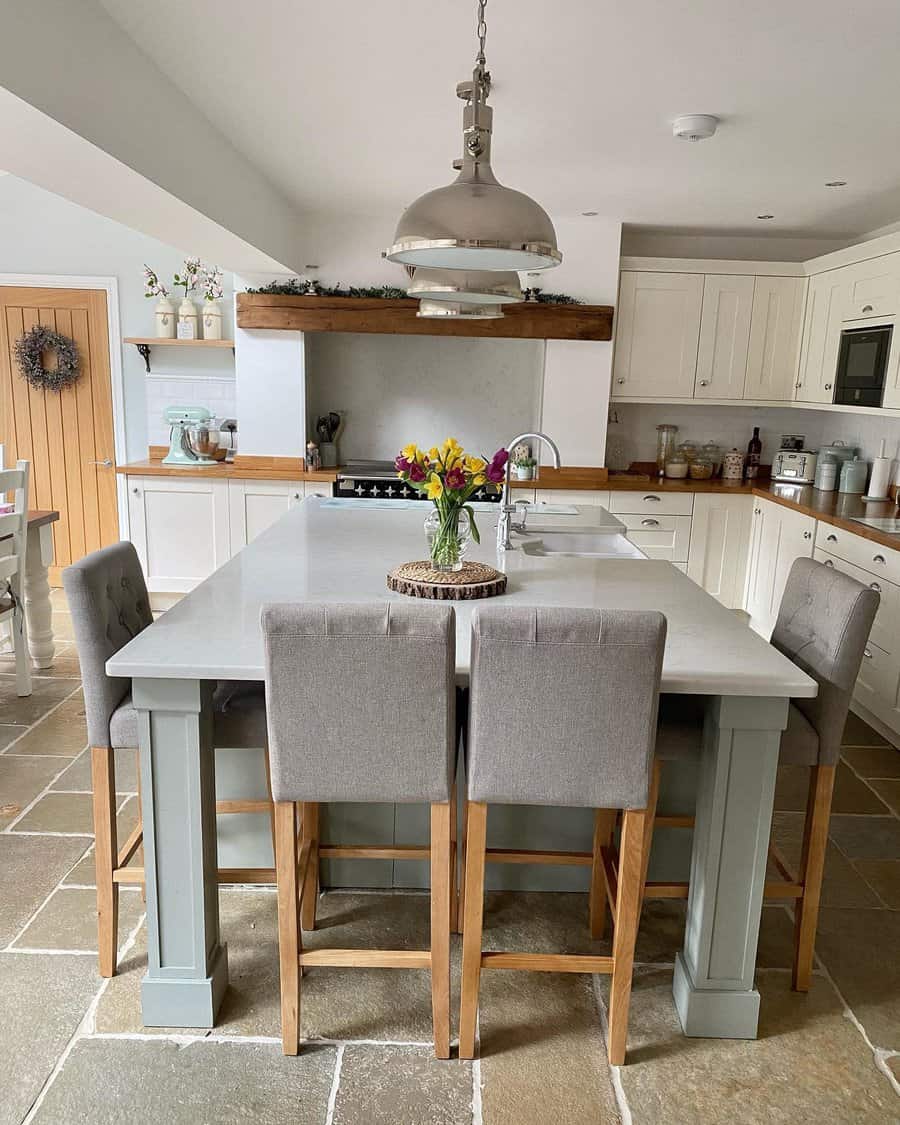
[
  {"x1": 260, "y1": 601, "x2": 457, "y2": 1058},
  {"x1": 459, "y1": 606, "x2": 666, "y2": 1067},
  {"x1": 771, "y1": 557, "x2": 879, "y2": 768},
  {"x1": 63, "y1": 541, "x2": 153, "y2": 751}
]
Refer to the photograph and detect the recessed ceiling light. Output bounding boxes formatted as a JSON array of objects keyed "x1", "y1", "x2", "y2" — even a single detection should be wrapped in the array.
[
  {"x1": 581, "y1": 211, "x2": 598, "y2": 217},
  {"x1": 825, "y1": 181, "x2": 847, "y2": 188},
  {"x1": 757, "y1": 214, "x2": 775, "y2": 220}
]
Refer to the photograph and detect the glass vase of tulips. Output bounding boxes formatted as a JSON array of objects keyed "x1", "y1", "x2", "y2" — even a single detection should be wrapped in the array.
[{"x1": 395, "y1": 439, "x2": 509, "y2": 572}]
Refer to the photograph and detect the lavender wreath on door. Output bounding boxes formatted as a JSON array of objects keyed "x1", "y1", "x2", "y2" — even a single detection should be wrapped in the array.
[{"x1": 14, "y1": 325, "x2": 81, "y2": 392}]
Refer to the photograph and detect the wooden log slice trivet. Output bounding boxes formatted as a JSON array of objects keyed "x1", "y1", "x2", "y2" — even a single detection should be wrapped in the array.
[{"x1": 387, "y1": 560, "x2": 507, "y2": 600}]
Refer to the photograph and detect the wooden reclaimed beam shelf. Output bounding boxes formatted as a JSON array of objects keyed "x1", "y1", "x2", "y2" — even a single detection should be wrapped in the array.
[{"x1": 236, "y1": 293, "x2": 613, "y2": 341}]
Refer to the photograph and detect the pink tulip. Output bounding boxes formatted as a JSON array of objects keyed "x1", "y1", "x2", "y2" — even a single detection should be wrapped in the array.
[
  {"x1": 409, "y1": 462, "x2": 426, "y2": 483},
  {"x1": 445, "y1": 466, "x2": 467, "y2": 491},
  {"x1": 394, "y1": 455, "x2": 412, "y2": 473}
]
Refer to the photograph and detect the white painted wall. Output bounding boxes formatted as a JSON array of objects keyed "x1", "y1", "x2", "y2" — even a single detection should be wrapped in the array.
[
  {"x1": 305, "y1": 333, "x2": 543, "y2": 461},
  {"x1": 0, "y1": 175, "x2": 235, "y2": 460},
  {"x1": 233, "y1": 328, "x2": 305, "y2": 459}
]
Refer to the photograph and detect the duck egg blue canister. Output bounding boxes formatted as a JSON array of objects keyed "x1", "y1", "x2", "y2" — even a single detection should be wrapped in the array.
[
  {"x1": 838, "y1": 456, "x2": 868, "y2": 495},
  {"x1": 814, "y1": 454, "x2": 838, "y2": 491}
]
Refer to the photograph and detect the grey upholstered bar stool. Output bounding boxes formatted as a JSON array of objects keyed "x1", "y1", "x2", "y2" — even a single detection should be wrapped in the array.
[
  {"x1": 458, "y1": 606, "x2": 666, "y2": 1066},
  {"x1": 644, "y1": 557, "x2": 879, "y2": 992},
  {"x1": 63, "y1": 542, "x2": 270, "y2": 977},
  {"x1": 261, "y1": 601, "x2": 457, "y2": 1058}
]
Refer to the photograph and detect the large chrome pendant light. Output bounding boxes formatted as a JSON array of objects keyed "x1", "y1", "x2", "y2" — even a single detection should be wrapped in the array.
[
  {"x1": 384, "y1": 0, "x2": 561, "y2": 272},
  {"x1": 416, "y1": 299, "x2": 504, "y2": 320},
  {"x1": 407, "y1": 268, "x2": 522, "y2": 306}
]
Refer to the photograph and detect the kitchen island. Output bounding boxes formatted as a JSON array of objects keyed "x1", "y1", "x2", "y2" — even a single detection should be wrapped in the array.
[{"x1": 108, "y1": 498, "x2": 814, "y2": 1039}]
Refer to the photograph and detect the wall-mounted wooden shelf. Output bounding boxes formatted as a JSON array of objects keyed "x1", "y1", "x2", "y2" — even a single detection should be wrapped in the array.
[
  {"x1": 236, "y1": 294, "x2": 612, "y2": 341},
  {"x1": 124, "y1": 337, "x2": 235, "y2": 373}
]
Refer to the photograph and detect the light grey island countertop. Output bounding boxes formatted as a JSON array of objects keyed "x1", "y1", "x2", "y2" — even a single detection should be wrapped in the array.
[{"x1": 108, "y1": 497, "x2": 815, "y2": 1042}]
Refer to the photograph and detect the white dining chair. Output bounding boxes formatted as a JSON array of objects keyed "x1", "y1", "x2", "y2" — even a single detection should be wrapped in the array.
[{"x1": 0, "y1": 460, "x2": 32, "y2": 696}]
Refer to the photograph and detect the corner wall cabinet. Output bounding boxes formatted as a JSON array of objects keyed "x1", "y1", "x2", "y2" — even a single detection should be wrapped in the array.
[{"x1": 795, "y1": 271, "x2": 846, "y2": 403}]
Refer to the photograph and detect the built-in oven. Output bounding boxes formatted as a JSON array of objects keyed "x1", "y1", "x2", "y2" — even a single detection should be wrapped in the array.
[{"x1": 834, "y1": 321, "x2": 893, "y2": 407}]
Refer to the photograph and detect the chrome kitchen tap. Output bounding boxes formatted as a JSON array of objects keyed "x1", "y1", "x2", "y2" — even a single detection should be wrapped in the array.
[{"x1": 496, "y1": 432, "x2": 562, "y2": 551}]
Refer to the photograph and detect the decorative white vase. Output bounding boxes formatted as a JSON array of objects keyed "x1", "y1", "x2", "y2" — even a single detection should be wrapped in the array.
[
  {"x1": 155, "y1": 297, "x2": 176, "y2": 338},
  {"x1": 514, "y1": 465, "x2": 534, "y2": 480},
  {"x1": 201, "y1": 300, "x2": 223, "y2": 340},
  {"x1": 177, "y1": 297, "x2": 198, "y2": 339}
]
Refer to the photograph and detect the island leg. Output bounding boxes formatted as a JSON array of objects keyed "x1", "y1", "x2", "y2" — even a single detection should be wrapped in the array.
[
  {"x1": 24, "y1": 522, "x2": 55, "y2": 669},
  {"x1": 133, "y1": 677, "x2": 227, "y2": 1028},
  {"x1": 673, "y1": 694, "x2": 788, "y2": 1039}
]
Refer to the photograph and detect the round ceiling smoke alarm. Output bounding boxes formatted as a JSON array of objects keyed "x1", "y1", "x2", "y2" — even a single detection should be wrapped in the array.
[{"x1": 672, "y1": 114, "x2": 719, "y2": 142}]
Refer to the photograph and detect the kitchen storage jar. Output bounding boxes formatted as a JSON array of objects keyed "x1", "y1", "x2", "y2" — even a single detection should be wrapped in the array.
[
  {"x1": 688, "y1": 458, "x2": 714, "y2": 480},
  {"x1": 838, "y1": 456, "x2": 868, "y2": 495},
  {"x1": 655, "y1": 424, "x2": 678, "y2": 476},
  {"x1": 819, "y1": 441, "x2": 858, "y2": 464},
  {"x1": 701, "y1": 442, "x2": 722, "y2": 475},
  {"x1": 665, "y1": 454, "x2": 689, "y2": 479},
  {"x1": 813, "y1": 454, "x2": 838, "y2": 492},
  {"x1": 722, "y1": 449, "x2": 745, "y2": 482},
  {"x1": 677, "y1": 441, "x2": 699, "y2": 463}
]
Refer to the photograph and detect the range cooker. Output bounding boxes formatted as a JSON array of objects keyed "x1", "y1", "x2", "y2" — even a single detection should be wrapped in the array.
[{"x1": 333, "y1": 460, "x2": 501, "y2": 503}]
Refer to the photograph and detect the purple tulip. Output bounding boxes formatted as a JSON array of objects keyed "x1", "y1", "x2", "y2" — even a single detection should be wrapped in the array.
[
  {"x1": 409, "y1": 462, "x2": 426, "y2": 483},
  {"x1": 445, "y1": 466, "x2": 467, "y2": 491},
  {"x1": 394, "y1": 455, "x2": 412, "y2": 473}
]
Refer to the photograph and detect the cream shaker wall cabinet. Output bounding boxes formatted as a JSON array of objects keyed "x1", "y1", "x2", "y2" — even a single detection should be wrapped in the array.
[{"x1": 694, "y1": 275, "x2": 754, "y2": 400}]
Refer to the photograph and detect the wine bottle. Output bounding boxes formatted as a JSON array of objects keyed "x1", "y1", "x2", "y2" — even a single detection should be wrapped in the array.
[{"x1": 745, "y1": 427, "x2": 762, "y2": 479}]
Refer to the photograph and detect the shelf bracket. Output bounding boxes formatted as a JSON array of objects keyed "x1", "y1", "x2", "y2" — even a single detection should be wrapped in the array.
[{"x1": 135, "y1": 343, "x2": 152, "y2": 374}]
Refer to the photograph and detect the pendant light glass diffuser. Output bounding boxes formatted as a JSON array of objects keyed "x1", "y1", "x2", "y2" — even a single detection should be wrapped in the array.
[
  {"x1": 407, "y1": 268, "x2": 522, "y2": 305},
  {"x1": 416, "y1": 299, "x2": 504, "y2": 320},
  {"x1": 384, "y1": 0, "x2": 561, "y2": 272}
]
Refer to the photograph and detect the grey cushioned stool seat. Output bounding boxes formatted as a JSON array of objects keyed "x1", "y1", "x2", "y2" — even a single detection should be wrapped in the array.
[
  {"x1": 652, "y1": 558, "x2": 879, "y2": 993},
  {"x1": 62, "y1": 541, "x2": 271, "y2": 979},
  {"x1": 260, "y1": 601, "x2": 457, "y2": 1059},
  {"x1": 459, "y1": 606, "x2": 666, "y2": 1068}
]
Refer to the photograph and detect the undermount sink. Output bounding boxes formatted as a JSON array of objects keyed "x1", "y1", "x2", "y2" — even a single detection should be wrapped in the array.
[{"x1": 519, "y1": 530, "x2": 647, "y2": 559}]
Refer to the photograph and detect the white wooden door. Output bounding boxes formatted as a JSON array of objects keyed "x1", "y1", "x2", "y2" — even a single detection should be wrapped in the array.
[
  {"x1": 795, "y1": 271, "x2": 845, "y2": 403},
  {"x1": 743, "y1": 277, "x2": 806, "y2": 401},
  {"x1": 843, "y1": 255, "x2": 900, "y2": 319},
  {"x1": 694, "y1": 275, "x2": 754, "y2": 399},
  {"x1": 687, "y1": 493, "x2": 753, "y2": 608},
  {"x1": 612, "y1": 272, "x2": 703, "y2": 398},
  {"x1": 127, "y1": 476, "x2": 230, "y2": 593},
  {"x1": 745, "y1": 499, "x2": 815, "y2": 635},
  {"x1": 227, "y1": 479, "x2": 304, "y2": 554}
]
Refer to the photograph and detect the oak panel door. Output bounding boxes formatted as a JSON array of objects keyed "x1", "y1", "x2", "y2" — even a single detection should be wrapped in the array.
[{"x1": 0, "y1": 287, "x2": 118, "y2": 583}]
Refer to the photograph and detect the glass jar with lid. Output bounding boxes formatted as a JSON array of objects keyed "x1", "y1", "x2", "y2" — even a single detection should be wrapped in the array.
[
  {"x1": 655, "y1": 424, "x2": 678, "y2": 477},
  {"x1": 701, "y1": 441, "x2": 722, "y2": 475},
  {"x1": 689, "y1": 457, "x2": 715, "y2": 480},
  {"x1": 665, "y1": 452, "x2": 689, "y2": 479},
  {"x1": 677, "y1": 441, "x2": 699, "y2": 463}
]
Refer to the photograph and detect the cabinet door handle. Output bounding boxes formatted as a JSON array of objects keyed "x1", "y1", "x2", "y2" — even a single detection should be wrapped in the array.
[
  {"x1": 864, "y1": 647, "x2": 873, "y2": 659},
  {"x1": 795, "y1": 381, "x2": 802, "y2": 390},
  {"x1": 824, "y1": 383, "x2": 833, "y2": 391},
  {"x1": 641, "y1": 518, "x2": 660, "y2": 527},
  {"x1": 873, "y1": 554, "x2": 887, "y2": 565},
  {"x1": 642, "y1": 495, "x2": 661, "y2": 502},
  {"x1": 698, "y1": 380, "x2": 709, "y2": 387},
  {"x1": 870, "y1": 582, "x2": 882, "y2": 593},
  {"x1": 862, "y1": 304, "x2": 874, "y2": 313},
  {"x1": 823, "y1": 559, "x2": 834, "y2": 567},
  {"x1": 803, "y1": 531, "x2": 812, "y2": 539},
  {"x1": 617, "y1": 378, "x2": 626, "y2": 385},
  {"x1": 754, "y1": 507, "x2": 761, "y2": 515},
  {"x1": 293, "y1": 492, "x2": 301, "y2": 499},
  {"x1": 826, "y1": 533, "x2": 837, "y2": 542},
  {"x1": 132, "y1": 487, "x2": 140, "y2": 495}
]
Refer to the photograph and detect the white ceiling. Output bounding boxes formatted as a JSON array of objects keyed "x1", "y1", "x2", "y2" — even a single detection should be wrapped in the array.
[{"x1": 99, "y1": 0, "x2": 900, "y2": 239}]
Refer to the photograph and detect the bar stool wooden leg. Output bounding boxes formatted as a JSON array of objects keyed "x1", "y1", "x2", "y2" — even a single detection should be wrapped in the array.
[
  {"x1": 456, "y1": 794, "x2": 469, "y2": 935},
  {"x1": 91, "y1": 746, "x2": 118, "y2": 977},
  {"x1": 590, "y1": 809, "x2": 617, "y2": 939},
  {"x1": 793, "y1": 764, "x2": 835, "y2": 992},
  {"x1": 300, "y1": 801, "x2": 320, "y2": 931},
  {"x1": 449, "y1": 782, "x2": 459, "y2": 935},
  {"x1": 430, "y1": 801, "x2": 452, "y2": 1060},
  {"x1": 275, "y1": 800, "x2": 301, "y2": 1055},
  {"x1": 263, "y1": 748, "x2": 277, "y2": 869},
  {"x1": 608, "y1": 807, "x2": 648, "y2": 1066},
  {"x1": 459, "y1": 801, "x2": 488, "y2": 1059},
  {"x1": 639, "y1": 760, "x2": 662, "y2": 906}
]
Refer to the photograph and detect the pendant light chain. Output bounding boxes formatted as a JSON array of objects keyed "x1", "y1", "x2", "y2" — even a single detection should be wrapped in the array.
[{"x1": 476, "y1": 0, "x2": 488, "y2": 66}]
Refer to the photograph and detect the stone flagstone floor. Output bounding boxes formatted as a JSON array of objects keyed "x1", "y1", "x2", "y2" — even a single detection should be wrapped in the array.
[{"x1": 0, "y1": 589, "x2": 898, "y2": 1123}]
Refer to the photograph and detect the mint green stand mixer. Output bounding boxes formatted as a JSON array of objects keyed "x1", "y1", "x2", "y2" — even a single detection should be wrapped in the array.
[{"x1": 162, "y1": 406, "x2": 217, "y2": 466}]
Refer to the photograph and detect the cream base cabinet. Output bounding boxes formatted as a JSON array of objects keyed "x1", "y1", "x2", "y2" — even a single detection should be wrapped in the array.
[
  {"x1": 227, "y1": 480, "x2": 305, "y2": 554},
  {"x1": 744, "y1": 498, "x2": 815, "y2": 636},
  {"x1": 687, "y1": 494, "x2": 753, "y2": 608},
  {"x1": 127, "y1": 476, "x2": 231, "y2": 593},
  {"x1": 743, "y1": 277, "x2": 806, "y2": 401},
  {"x1": 612, "y1": 272, "x2": 703, "y2": 399},
  {"x1": 795, "y1": 271, "x2": 845, "y2": 403}
]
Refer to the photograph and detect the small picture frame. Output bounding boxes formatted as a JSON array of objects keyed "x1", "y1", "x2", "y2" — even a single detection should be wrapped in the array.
[{"x1": 177, "y1": 321, "x2": 196, "y2": 340}]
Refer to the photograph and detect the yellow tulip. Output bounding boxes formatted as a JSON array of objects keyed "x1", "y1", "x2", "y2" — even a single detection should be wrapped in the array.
[{"x1": 425, "y1": 474, "x2": 444, "y2": 500}]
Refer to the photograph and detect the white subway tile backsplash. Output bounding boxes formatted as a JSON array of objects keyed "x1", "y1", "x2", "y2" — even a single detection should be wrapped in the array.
[{"x1": 145, "y1": 375, "x2": 236, "y2": 450}]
